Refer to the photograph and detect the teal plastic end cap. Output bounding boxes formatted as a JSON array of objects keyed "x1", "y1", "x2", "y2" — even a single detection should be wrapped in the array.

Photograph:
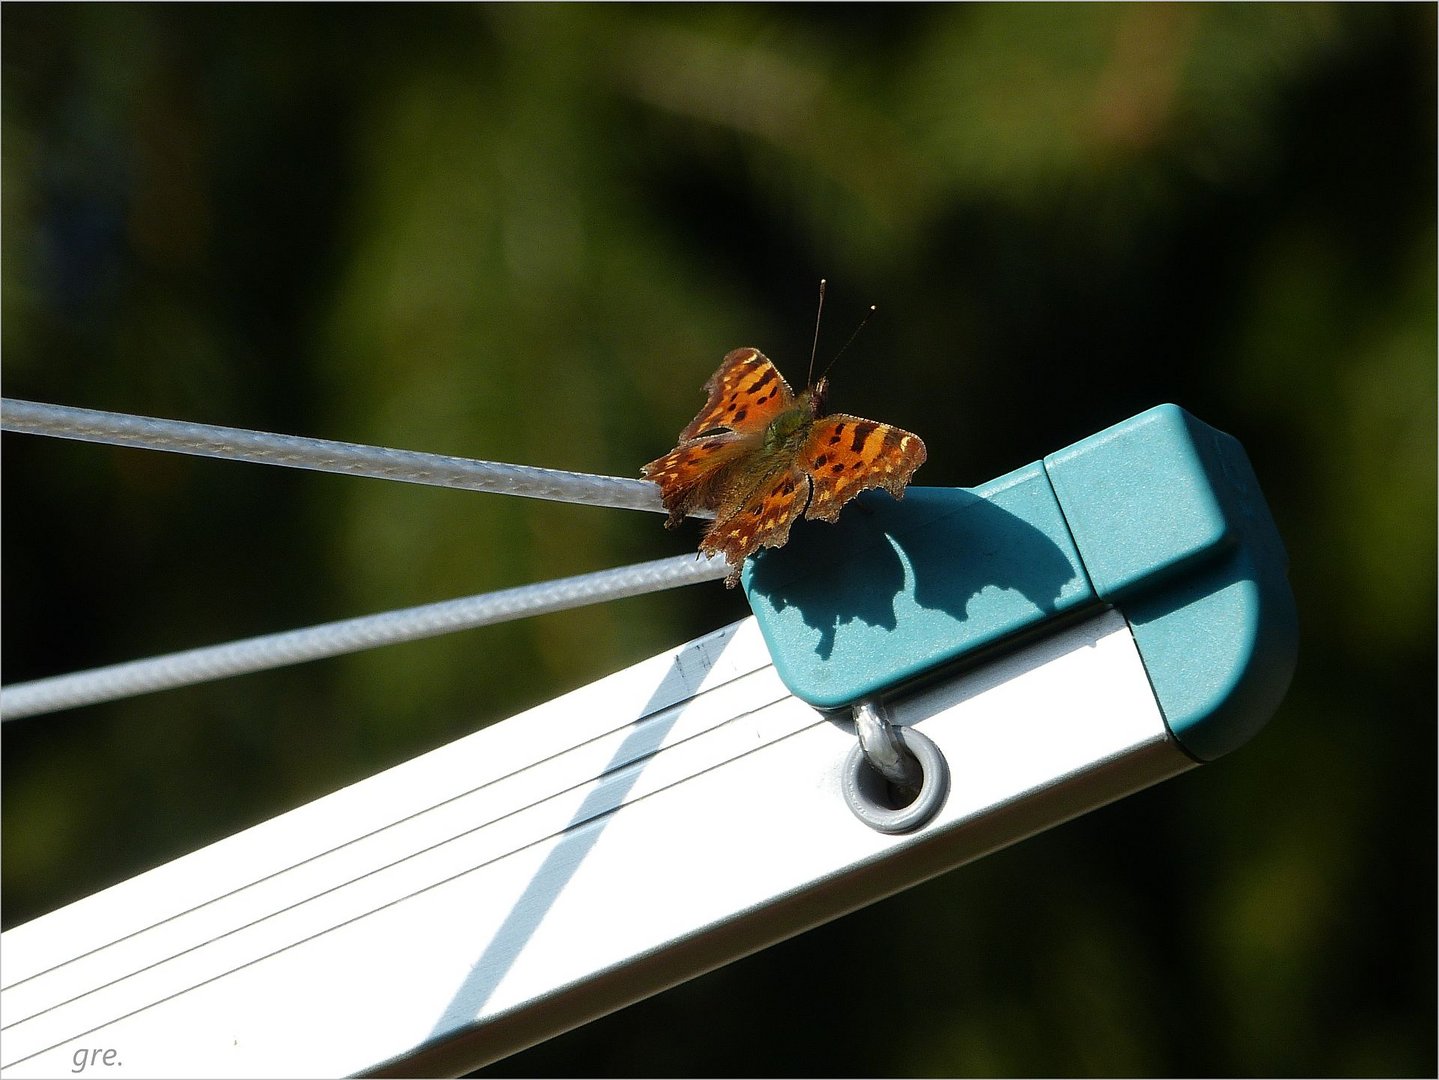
[
  {"x1": 1044, "y1": 404, "x2": 1298, "y2": 760},
  {"x1": 740, "y1": 466, "x2": 1096, "y2": 709},
  {"x1": 1124, "y1": 552, "x2": 1298, "y2": 761},
  {"x1": 740, "y1": 403, "x2": 1297, "y2": 758},
  {"x1": 1043, "y1": 404, "x2": 1234, "y2": 602}
]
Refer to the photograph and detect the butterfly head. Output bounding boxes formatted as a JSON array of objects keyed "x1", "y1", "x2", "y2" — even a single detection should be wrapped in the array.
[{"x1": 806, "y1": 376, "x2": 830, "y2": 418}]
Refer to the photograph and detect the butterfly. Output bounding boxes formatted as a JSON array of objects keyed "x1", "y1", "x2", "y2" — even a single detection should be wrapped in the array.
[{"x1": 643, "y1": 347, "x2": 927, "y2": 587}]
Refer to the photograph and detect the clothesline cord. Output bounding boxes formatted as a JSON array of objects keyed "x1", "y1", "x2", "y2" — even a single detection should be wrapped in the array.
[
  {"x1": 0, "y1": 553, "x2": 728, "y2": 721},
  {"x1": 1, "y1": 398, "x2": 730, "y2": 719},
  {"x1": 0, "y1": 398, "x2": 702, "y2": 516}
]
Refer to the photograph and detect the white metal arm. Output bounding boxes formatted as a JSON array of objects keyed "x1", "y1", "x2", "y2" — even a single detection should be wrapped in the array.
[{"x1": 0, "y1": 607, "x2": 1192, "y2": 1078}]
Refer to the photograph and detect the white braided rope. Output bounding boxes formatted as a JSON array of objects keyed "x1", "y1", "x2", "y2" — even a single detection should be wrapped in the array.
[
  {"x1": 0, "y1": 398, "x2": 687, "y2": 514},
  {"x1": 0, "y1": 553, "x2": 728, "y2": 720},
  {"x1": 1, "y1": 398, "x2": 734, "y2": 719}
]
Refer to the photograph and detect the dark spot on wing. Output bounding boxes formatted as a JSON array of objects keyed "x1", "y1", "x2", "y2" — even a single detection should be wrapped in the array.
[
  {"x1": 849, "y1": 422, "x2": 878, "y2": 454},
  {"x1": 747, "y1": 367, "x2": 777, "y2": 395}
]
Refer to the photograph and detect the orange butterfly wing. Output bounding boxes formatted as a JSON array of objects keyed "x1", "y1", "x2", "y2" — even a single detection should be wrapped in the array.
[
  {"x1": 642, "y1": 432, "x2": 749, "y2": 528},
  {"x1": 643, "y1": 347, "x2": 927, "y2": 588},
  {"x1": 801, "y1": 414, "x2": 927, "y2": 524},
  {"x1": 644, "y1": 348, "x2": 798, "y2": 532},
  {"x1": 699, "y1": 465, "x2": 810, "y2": 586},
  {"x1": 678, "y1": 348, "x2": 796, "y2": 441}
]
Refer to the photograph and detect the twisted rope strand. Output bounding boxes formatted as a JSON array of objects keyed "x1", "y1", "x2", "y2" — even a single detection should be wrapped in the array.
[
  {"x1": 1, "y1": 399, "x2": 732, "y2": 718},
  {"x1": 1, "y1": 398, "x2": 693, "y2": 515},
  {"x1": 0, "y1": 553, "x2": 728, "y2": 720}
]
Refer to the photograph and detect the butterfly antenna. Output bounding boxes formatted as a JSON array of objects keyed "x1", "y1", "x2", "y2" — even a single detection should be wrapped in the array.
[
  {"x1": 806, "y1": 278, "x2": 827, "y2": 389},
  {"x1": 817, "y1": 303, "x2": 877, "y2": 384}
]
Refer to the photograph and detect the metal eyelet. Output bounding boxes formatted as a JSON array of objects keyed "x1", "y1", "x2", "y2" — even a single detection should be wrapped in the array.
[{"x1": 843, "y1": 701, "x2": 949, "y2": 834}]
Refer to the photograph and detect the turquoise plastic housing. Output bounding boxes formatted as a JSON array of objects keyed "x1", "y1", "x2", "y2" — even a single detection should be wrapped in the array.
[{"x1": 741, "y1": 404, "x2": 1297, "y2": 762}]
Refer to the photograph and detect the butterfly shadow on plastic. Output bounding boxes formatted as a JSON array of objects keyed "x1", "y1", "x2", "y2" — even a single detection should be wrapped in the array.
[{"x1": 743, "y1": 485, "x2": 1085, "y2": 665}]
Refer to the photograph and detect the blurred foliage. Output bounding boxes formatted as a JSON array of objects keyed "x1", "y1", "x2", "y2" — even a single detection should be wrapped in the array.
[{"x1": 2, "y1": 4, "x2": 1434, "y2": 1076}]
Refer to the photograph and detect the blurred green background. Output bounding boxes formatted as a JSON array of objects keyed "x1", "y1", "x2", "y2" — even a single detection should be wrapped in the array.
[{"x1": 3, "y1": 4, "x2": 1434, "y2": 1076}]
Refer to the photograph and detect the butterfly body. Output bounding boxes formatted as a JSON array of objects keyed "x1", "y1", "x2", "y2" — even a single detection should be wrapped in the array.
[{"x1": 644, "y1": 348, "x2": 926, "y2": 587}]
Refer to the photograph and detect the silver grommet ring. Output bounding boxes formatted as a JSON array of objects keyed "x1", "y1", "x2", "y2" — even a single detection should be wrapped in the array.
[{"x1": 842, "y1": 725, "x2": 948, "y2": 834}]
